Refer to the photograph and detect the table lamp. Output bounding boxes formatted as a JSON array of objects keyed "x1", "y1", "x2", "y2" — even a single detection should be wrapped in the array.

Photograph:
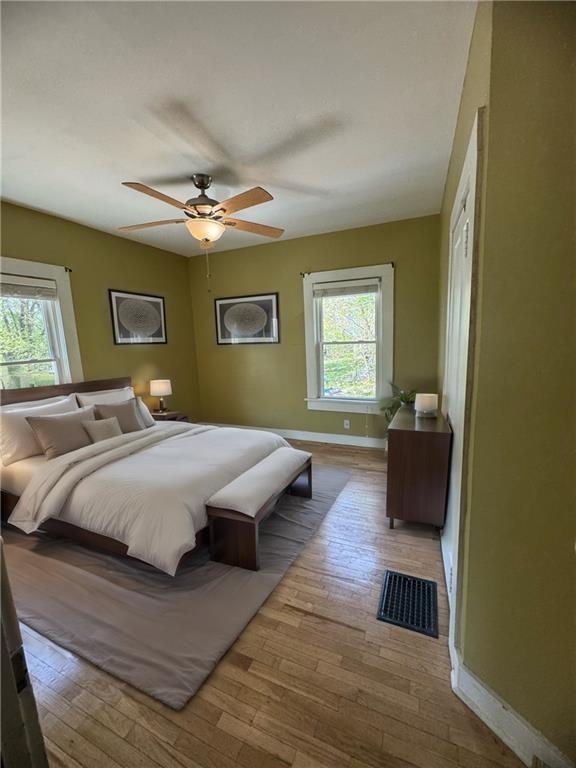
[{"x1": 150, "y1": 379, "x2": 172, "y2": 413}]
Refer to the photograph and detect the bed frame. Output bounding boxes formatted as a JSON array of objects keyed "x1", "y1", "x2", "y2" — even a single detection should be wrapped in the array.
[{"x1": 0, "y1": 377, "x2": 312, "y2": 571}]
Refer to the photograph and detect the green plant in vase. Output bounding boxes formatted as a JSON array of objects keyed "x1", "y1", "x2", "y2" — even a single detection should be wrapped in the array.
[{"x1": 380, "y1": 384, "x2": 416, "y2": 428}]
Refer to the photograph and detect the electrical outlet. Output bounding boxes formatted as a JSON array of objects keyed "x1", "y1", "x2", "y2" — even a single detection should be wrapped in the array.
[{"x1": 343, "y1": 419, "x2": 350, "y2": 430}]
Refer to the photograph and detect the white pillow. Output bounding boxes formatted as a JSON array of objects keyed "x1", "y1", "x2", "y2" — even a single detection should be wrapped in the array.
[
  {"x1": 135, "y1": 397, "x2": 156, "y2": 428},
  {"x1": 76, "y1": 386, "x2": 134, "y2": 407},
  {"x1": 0, "y1": 394, "x2": 79, "y2": 466},
  {"x1": 75, "y1": 387, "x2": 155, "y2": 428},
  {"x1": 1, "y1": 395, "x2": 69, "y2": 412}
]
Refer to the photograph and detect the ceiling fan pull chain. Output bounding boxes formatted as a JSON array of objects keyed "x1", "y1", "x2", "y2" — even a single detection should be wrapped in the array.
[{"x1": 202, "y1": 243, "x2": 212, "y2": 284}]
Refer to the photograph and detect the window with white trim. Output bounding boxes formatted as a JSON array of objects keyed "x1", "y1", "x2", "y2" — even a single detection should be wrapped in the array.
[
  {"x1": 0, "y1": 259, "x2": 83, "y2": 389},
  {"x1": 303, "y1": 265, "x2": 394, "y2": 414}
]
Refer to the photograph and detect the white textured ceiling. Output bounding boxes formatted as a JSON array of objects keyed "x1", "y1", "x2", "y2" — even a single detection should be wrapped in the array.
[{"x1": 1, "y1": 1, "x2": 476, "y2": 256}]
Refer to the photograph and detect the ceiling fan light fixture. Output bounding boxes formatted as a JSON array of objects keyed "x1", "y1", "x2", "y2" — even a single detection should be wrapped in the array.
[{"x1": 185, "y1": 218, "x2": 225, "y2": 243}]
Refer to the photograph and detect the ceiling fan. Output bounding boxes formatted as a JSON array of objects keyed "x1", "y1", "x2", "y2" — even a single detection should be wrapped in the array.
[
  {"x1": 119, "y1": 173, "x2": 284, "y2": 245},
  {"x1": 141, "y1": 100, "x2": 337, "y2": 198}
]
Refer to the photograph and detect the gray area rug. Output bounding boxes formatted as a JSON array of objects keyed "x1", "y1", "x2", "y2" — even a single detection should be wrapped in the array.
[{"x1": 3, "y1": 464, "x2": 349, "y2": 709}]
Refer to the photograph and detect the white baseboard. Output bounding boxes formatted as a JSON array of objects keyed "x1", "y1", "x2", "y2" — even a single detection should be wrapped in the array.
[
  {"x1": 451, "y1": 651, "x2": 573, "y2": 768},
  {"x1": 203, "y1": 422, "x2": 387, "y2": 449}
]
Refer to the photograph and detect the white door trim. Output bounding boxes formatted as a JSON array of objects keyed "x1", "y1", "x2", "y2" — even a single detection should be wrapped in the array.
[
  {"x1": 442, "y1": 105, "x2": 572, "y2": 768},
  {"x1": 441, "y1": 109, "x2": 484, "y2": 663}
]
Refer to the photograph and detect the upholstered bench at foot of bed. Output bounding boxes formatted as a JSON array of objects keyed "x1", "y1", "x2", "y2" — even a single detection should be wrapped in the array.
[{"x1": 206, "y1": 447, "x2": 312, "y2": 571}]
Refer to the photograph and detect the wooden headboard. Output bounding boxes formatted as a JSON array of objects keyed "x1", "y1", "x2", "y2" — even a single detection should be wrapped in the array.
[{"x1": 0, "y1": 377, "x2": 132, "y2": 407}]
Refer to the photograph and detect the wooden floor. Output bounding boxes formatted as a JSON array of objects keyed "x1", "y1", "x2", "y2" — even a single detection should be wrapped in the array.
[{"x1": 21, "y1": 441, "x2": 524, "y2": 768}]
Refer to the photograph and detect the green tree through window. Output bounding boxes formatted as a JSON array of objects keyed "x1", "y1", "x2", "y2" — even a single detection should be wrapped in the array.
[
  {"x1": 320, "y1": 292, "x2": 376, "y2": 398},
  {"x1": 0, "y1": 297, "x2": 58, "y2": 388}
]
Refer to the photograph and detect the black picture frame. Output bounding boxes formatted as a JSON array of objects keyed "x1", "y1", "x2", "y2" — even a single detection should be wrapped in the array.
[
  {"x1": 108, "y1": 289, "x2": 167, "y2": 345},
  {"x1": 214, "y1": 293, "x2": 280, "y2": 345}
]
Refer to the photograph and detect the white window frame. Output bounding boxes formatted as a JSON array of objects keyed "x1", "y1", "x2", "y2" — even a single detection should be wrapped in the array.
[
  {"x1": 1, "y1": 257, "x2": 83, "y2": 385},
  {"x1": 303, "y1": 264, "x2": 394, "y2": 414}
]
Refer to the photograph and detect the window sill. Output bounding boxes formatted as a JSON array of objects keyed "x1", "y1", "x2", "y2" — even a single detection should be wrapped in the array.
[{"x1": 306, "y1": 398, "x2": 381, "y2": 414}]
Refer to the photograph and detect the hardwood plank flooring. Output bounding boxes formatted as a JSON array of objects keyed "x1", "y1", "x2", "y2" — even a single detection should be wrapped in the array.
[{"x1": 19, "y1": 440, "x2": 523, "y2": 768}]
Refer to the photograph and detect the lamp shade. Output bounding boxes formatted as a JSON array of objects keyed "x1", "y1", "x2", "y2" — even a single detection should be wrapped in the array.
[
  {"x1": 185, "y1": 218, "x2": 225, "y2": 243},
  {"x1": 150, "y1": 379, "x2": 172, "y2": 397}
]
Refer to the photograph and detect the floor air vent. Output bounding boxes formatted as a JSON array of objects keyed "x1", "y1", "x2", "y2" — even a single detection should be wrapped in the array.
[{"x1": 377, "y1": 570, "x2": 438, "y2": 638}]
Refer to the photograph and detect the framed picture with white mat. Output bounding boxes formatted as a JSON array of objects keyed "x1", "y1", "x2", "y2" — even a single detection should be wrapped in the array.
[{"x1": 215, "y1": 293, "x2": 279, "y2": 345}]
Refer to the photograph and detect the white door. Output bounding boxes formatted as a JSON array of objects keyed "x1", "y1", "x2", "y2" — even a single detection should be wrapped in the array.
[{"x1": 441, "y1": 114, "x2": 479, "y2": 660}]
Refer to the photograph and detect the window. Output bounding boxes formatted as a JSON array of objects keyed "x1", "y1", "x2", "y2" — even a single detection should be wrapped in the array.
[
  {"x1": 0, "y1": 258, "x2": 83, "y2": 389},
  {"x1": 303, "y1": 265, "x2": 394, "y2": 413}
]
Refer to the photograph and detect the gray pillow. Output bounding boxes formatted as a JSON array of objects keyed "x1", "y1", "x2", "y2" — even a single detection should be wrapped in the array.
[
  {"x1": 26, "y1": 406, "x2": 96, "y2": 460},
  {"x1": 83, "y1": 417, "x2": 122, "y2": 443},
  {"x1": 96, "y1": 398, "x2": 147, "y2": 433}
]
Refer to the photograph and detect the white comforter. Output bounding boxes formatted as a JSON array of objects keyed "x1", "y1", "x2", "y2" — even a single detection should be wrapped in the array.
[{"x1": 9, "y1": 423, "x2": 288, "y2": 575}]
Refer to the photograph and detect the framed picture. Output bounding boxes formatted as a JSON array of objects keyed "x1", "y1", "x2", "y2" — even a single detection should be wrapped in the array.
[
  {"x1": 108, "y1": 289, "x2": 167, "y2": 345},
  {"x1": 215, "y1": 293, "x2": 280, "y2": 345}
]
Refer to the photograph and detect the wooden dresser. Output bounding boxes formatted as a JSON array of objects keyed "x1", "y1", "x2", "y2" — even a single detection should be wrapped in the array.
[{"x1": 386, "y1": 406, "x2": 452, "y2": 529}]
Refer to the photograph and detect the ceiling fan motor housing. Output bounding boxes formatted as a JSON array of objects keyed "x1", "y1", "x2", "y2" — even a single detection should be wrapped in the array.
[
  {"x1": 192, "y1": 173, "x2": 212, "y2": 191},
  {"x1": 185, "y1": 174, "x2": 219, "y2": 215},
  {"x1": 185, "y1": 196, "x2": 220, "y2": 215}
]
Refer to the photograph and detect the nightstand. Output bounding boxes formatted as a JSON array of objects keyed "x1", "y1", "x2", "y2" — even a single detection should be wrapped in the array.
[{"x1": 152, "y1": 411, "x2": 189, "y2": 423}]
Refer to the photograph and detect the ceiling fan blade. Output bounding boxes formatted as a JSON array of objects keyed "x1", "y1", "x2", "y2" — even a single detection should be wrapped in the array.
[
  {"x1": 255, "y1": 115, "x2": 343, "y2": 166},
  {"x1": 224, "y1": 218, "x2": 284, "y2": 239},
  {"x1": 150, "y1": 100, "x2": 233, "y2": 167},
  {"x1": 141, "y1": 173, "x2": 195, "y2": 187},
  {"x1": 118, "y1": 219, "x2": 186, "y2": 232},
  {"x1": 122, "y1": 182, "x2": 194, "y2": 212},
  {"x1": 214, "y1": 187, "x2": 273, "y2": 216},
  {"x1": 237, "y1": 173, "x2": 329, "y2": 198}
]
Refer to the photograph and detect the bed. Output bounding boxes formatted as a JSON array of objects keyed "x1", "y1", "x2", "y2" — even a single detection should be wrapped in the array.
[{"x1": 1, "y1": 377, "x2": 312, "y2": 575}]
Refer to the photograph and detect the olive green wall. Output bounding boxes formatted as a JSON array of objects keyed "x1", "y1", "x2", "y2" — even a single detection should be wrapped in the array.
[
  {"x1": 1, "y1": 202, "x2": 199, "y2": 415},
  {"x1": 440, "y1": 2, "x2": 575, "y2": 757},
  {"x1": 188, "y1": 215, "x2": 440, "y2": 439}
]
